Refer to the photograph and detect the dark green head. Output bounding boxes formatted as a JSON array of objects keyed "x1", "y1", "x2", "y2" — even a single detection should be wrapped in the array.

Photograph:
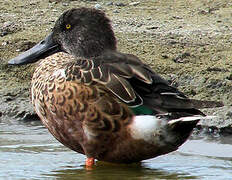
[{"x1": 8, "y1": 8, "x2": 117, "y2": 65}]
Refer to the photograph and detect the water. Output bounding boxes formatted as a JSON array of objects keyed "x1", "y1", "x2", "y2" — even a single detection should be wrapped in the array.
[{"x1": 0, "y1": 120, "x2": 231, "y2": 180}]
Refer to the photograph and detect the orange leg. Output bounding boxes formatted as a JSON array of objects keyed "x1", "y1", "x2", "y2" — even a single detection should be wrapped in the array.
[{"x1": 85, "y1": 157, "x2": 95, "y2": 167}]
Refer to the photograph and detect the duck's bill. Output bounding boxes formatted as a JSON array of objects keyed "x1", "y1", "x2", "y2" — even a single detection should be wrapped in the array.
[{"x1": 8, "y1": 33, "x2": 61, "y2": 65}]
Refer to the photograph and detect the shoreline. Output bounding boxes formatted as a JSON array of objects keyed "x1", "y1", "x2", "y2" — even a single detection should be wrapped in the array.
[{"x1": 0, "y1": 0, "x2": 231, "y2": 133}]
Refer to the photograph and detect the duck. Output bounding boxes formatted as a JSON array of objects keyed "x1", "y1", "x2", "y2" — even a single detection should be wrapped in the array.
[{"x1": 8, "y1": 8, "x2": 223, "y2": 167}]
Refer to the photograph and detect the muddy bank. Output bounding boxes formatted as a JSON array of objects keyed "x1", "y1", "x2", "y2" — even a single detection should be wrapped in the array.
[{"x1": 0, "y1": 0, "x2": 231, "y2": 132}]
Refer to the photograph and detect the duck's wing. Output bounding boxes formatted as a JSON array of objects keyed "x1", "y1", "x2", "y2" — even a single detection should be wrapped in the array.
[{"x1": 67, "y1": 51, "x2": 223, "y2": 115}]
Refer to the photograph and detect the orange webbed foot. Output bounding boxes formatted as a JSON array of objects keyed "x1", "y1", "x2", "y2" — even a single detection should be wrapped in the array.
[{"x1": 85, "y1": 157, "x2": 95, "y2": 169}]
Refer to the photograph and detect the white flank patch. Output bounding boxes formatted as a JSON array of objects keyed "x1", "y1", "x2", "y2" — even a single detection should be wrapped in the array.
[
  {"x1": 130, "y1": 115, "x2": 163, "y2": 142},
  {"x1": 53, "y1": 69, "x2": 66, "y2": 78}
]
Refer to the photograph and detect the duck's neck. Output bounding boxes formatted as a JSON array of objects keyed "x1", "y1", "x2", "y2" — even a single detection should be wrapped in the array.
[
  {"x1": 74, "y1": 34, "x2": 117, "y2": 59},
  {"x1": 75, "y1": 47, "x2": 116, "y2": 59}
]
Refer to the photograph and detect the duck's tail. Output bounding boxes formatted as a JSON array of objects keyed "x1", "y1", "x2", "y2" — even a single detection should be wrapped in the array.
[
  {"x1": 167, "y1": 115, "x2": 214, "y2": 147},
  {"x1": 168, "y1": 115, "x2": 215, "y2": 126}
]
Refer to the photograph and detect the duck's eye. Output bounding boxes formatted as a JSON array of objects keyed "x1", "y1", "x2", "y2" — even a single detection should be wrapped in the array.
[{"x1": 66, "y1": 24, "x2": 71, "y2": 30}]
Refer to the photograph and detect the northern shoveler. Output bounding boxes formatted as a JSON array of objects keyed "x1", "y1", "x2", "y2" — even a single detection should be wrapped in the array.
[{"x1": 8, "y1": 8, "x2": 223, "y2": 167}]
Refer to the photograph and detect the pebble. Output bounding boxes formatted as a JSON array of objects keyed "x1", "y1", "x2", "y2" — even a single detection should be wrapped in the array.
[
  {"x1": 2, "y1": 42, "x2": 8, "y2": 46},
  {"x1": 62, "y1": 3, "x2": 69, "y2": 6},
  {"x1": 129, "y1": 2, "x2": 140, "y2": 6},
  {"x1": 172, "y1": 16, "x2": 182, "y2": 19},
  {"x1": 226, "y1": 74, "x2": 232, "y2": 80},
  {"x1": 226, "y1": 111, "x2": 232, "y2": 118},
  {"x1": 94, "y1": 4, "x2": 102, "y2": 9},
  {"x1": 161, "y1": 54, "x2": 169, "y2": 59},
  {"x1": 3, "y1": 21, "x2": 13, "y2": 28},
  {"x1": 1, "y1": 21, "x2": 21, "y2": 37},
  {"x1": 21, "y1": 113, "x2": 40, "y2": 122},
  {"x1": 115, "y1": 2, "x2": 126, "y2": 7},
  {"x1": 146, "y1": 26, "x2": 159, "y2": 30},
  {"x1": 106, "y1": 2, "x2": 113, "y2": 6},
  {"x1": 173, "y1": 52, "x2": 191, "y2": 63},
  {"x1": 136, "y1": 23, "x2": 143, "y2": 27},
  {"x1": 113, "y1": 9, "x2": 120, "y2": 13},
  {"x1": 48, "y1": 0, "x2": 61, "y2": 3}
]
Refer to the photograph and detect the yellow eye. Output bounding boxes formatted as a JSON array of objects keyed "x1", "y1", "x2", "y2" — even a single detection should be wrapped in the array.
[{"x1": 66, "y1": 24, "x2": 71, "y2": 30}]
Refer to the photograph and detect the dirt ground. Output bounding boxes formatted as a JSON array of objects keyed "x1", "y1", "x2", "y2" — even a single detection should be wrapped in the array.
[{"x1": 0, "y1": 0, "x2": 231, "y2": 132}]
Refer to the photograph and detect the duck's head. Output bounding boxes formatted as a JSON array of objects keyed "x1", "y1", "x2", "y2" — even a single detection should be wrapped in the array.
[{"x1": 8, "y1": 8, "x2": 116, "y2": 65}]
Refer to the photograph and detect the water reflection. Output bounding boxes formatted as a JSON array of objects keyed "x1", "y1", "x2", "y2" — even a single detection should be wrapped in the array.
[
  {"x1": 49, "y1": 162, "x2": 197, "y2": 180},
  {"x1": 1, "y1": 119, "x2": 232, "y2": 180}
]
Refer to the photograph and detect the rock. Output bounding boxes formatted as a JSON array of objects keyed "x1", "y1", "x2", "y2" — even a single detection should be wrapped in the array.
[
  {"x1": 172, "y1": 16, "x2": 182, "y2": 19},
  {"x1": 206, "y1": 79, "x2": 223, "y2": 89},
  {"x1": 1, "y1": 42, "x2": 8, "y2": 46},
  {"x1": 113, "y1": 9, "x2": 120, "y2": 13},
  {"x1": 206, "y1": 67, "x2": 228, "y2": 73},
  {"x1": 200, "y1": 106, "x2": 232, "y2": 130},
  {"x1": 129, "y1": 2, "x2": 140, "y2": 6},
  {"x1": 161, "y1": 54, "x2": 169, "y2": 59},
  {"x1": 146, "y1": 26, "x2": 159, "y2": 30},
  {"x1": 0, "y1": 87, "x2": 39, "y2": 122},
  {"x1": 0, "y1": 21, "x2": 21, "y2": 37},
  {"x1": 106, "y1": 2, "x2": 113, "y2": 6},
  {"x1": 115, "y1": 2, "x2": 126, "y2": 7},
  {"x1": 3, "y1": 21, "x2": 12, "y2": 28},
  {"x1": 226, "y1": 110, "x2": 232, "y2": 118},
  {"x1": 172, "y1": 52, "x2": 191, "y2": 63},
  {"x1": 94, "y1": 4, "x2": 102, "y2": 10},
  {"x1": 16, "y1": 110, "x2": 39, "y2": 122},
  {"x1": 48, "y1": 0, "x2": 61, "y2": 3},
  {"x1": 62, "y1": 3, "x2": 69, "y2": 6},
  {"x1": 226, "y1": 73, "x2": 232, "y2": 80}
]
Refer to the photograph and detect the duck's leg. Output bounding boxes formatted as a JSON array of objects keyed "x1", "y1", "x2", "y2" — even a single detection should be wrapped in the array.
[
  {"x1": 85, "y1": 157, "x2": 95, "y2": 167},
  {"x1": 83, "y1": 146, "x2": 95, "y2": 168}
]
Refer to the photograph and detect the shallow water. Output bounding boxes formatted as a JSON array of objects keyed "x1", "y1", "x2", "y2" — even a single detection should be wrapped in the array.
[{"x1": 0, "y1": 120, "x2": 232, "y2": 180}]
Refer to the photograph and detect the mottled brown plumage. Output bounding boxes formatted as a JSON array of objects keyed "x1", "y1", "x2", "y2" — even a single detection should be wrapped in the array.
[
  {"x1": 9, "y1": 8, "x2": 223, "y2": 164},
  {"x1": 30, "y1": 52, "x2": 199, "y2": 162}
]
